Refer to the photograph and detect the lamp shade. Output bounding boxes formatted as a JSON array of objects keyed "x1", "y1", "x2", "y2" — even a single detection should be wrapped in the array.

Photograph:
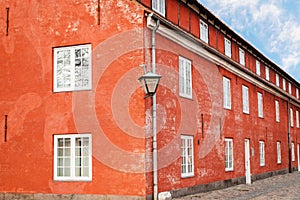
[{"x1": 138, "y1": 71, "x2": 162, "y2": 97}]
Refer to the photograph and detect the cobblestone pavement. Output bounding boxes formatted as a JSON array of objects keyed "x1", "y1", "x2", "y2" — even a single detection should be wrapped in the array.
[{"x1": 174, "y1": 171, "x2": 300, "y2": 200}]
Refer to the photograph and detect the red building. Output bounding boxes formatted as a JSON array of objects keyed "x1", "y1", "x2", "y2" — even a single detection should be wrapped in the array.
[{"x1": 0, "y1": 0, "x2": 299, "y2": 199}]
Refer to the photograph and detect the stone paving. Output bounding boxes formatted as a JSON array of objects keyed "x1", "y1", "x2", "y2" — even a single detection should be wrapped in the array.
[{"x1": 174, "y1": 171, "x2": 300, "y2": 200}]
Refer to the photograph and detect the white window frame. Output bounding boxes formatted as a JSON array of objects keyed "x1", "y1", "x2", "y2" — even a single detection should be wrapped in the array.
[
  {"x1": 53, "y1": 44, "x2": 92, "y2": 92},
  {"x1": 276, "y1": 74, "x2": 280, "y2": 87},
  {"x1": 291, "y1": 142, "x2": 295, "y2": 162},
  {"x1": 275, "y1": 100, "x2": 280, "y2": 122},
  {"x1": 179, "y1": 56, "x2": 192, "y2": 99},
  {"x1": 288, "y1": 83, "x2": 292, "y2": 94},
  {"x1": 224, "y1": 38, "x2": 231, "y2": 58},
  {"x1": 265, "y1": 66, "x2": 270, "y2": 81},
  {"x1": 256, "y1": 60, "x2": 260, "y2": 76},
  {"x1": 296, "y1": 88, "x2": 299, "y2": 99},
  {"x1": 54, "y1": 134, "x2": 92, "y2": 181},
  {"x1": 152, "y1": 0, "x2": 165, "y2": 17},
  {"x1": 223, "y1": 77, "x2": 231, "y2": 109},
  {"x1": 257, "y1": 92, "x2": 263, "y2": 118},
  {"x1": 296, "y1": 110, "x2": 299, "y2": 128},
  {"x1": 277, "y1": 141, "x2": 281, "y2": 164},
  {"x1": 225, "y1": 138, "x2": 234, "y2": 171},
  {"x1": 200, "y1": 19, "x2": 209, "y2": 44},
  {"x1": 283, "y1": 79, "x2": 286, "y2": 91},
  {"x1": 239, "y1": 48, "x2": 245, "y2": 66},
  {"x1": 259, "y1": 141, "x2": 265, "y2": 166},
  {"x1": 290, "y1": 108, "x2": 294, "y2": 127},
  {"x1": 181, "y1": 135, "x2": 194, "y2": 178},
  {"x1": 242, "y1": 85, "x2": 249, "y2": 114}
]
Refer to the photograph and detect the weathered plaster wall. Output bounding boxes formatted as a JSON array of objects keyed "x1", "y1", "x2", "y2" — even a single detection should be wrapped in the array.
[{"x1": 0, "y1": 0, "x2": 149, "y2": 197}]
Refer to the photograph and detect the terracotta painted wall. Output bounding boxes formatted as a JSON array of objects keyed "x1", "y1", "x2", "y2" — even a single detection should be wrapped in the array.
[
  {"x1": 144, "y1": 27, "x2": 299, "y2": 193},
  {"x1": 0, "y1": 0, "x2": 149, "y2": 197},
  {"x1": 1, "y1": 0, "x2": 299, "y2": 197}
]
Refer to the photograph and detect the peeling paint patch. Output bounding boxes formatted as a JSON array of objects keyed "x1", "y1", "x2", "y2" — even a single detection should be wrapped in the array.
[
  {"x1": 117, "y1": 0, "x2": 143, "y2": 24},
  {"x1": 84, "y1": 0, "x2": 98, "y2": 23},
  {"x1": 66, "y1": 20, "x2": 80, "y2": 32}
]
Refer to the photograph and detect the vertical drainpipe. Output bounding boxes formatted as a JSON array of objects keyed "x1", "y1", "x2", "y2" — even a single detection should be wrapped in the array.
[
  {"x1": 288, "y1": 99, "x2": 292, "y2": 173},
  {"x1": 152, "y1": 19, "x2": 160, "y2": 200}
]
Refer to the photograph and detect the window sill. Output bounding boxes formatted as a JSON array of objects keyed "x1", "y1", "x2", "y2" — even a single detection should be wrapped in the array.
[
  {"x1": 181, "y1": 174, "x2": 194, "y2": 179},
  {"x1": 54, "y1": 178, "x2": 92, "y2": 182},
  {"x1": 179, "y1": 94, "x2": 193, "y2": 100}
]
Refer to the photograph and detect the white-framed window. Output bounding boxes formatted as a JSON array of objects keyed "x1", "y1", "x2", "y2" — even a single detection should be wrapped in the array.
[
  {"x1": 296, "y1": 88, "x2": 299, "y2": 99},
  {"x1": 181, "y1": 135, "x2": 194, "y2": 178},
  {"x1": 276, "y1": 74, "x2": 280, "y2": 87},
  {"x1": 54, "y1": 134, "x2": 92, "y2": 181},
  {"x1": 242, "y1": 85, "x2": 249, "y2": 114},
  {"x1": 275, "y1": 100, "x2": 280, "y2": 122},
  {"x1": 223, "y1": 77, "x2": 231, "y2": 109},
  {"x1": 283, "y1": 79, "x2": 286, "y2": 91},
  {"x1": 225, "y1": 138, "x2": 233, "y2": 171},
  {"x1": 179, "y1": 56, "x2": 192, "y2": 99},
  {"x1": 224, "y1": 38, "x2": 231, "y2": 58},
  {"x1": 53, "y1": 44, "x2": 92, "y2": 92},
  {"x1": 277, "y1": 141, "x2": 281, "y2": 164},
  {"x1": 290, "y1": 108, "x2": 294, "y2": 127},
  {"x1": 291, "y1": 142, "x2": 295, "y2": 162},
  {"x1": 288, "y1": 83, "x2": 292, "y2": 94},
  {"x1": 296, "y1": 110, "x2": 299, "y2": 128},
  {"x1": 256, "y1": 60, "x2": 260, "y2": 76},
  {"x1": 265, "y1": 66, "x2": 270, "y2": 81},
  {"x1": 259, "y1": 141, "x2": 265, "y2": 166},
  {"x1": 152, "y1": 0, "x2": 165, "y2": 17},
  {"x1": 239, "y1": 48, "x2": 245, "y2": 66},
  {"x1": 200, "y1": 19, "x2": 208, "y2": 44},
  {"x1": 257, "y1": 92, "x2": 263, "y2": 118}
]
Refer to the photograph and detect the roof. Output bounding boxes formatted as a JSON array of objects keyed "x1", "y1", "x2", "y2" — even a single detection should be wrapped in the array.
[{"x1": 188, "y1": 0, "x2": 299, "y2": 87}]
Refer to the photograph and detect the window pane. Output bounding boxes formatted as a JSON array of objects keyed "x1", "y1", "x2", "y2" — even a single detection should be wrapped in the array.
[
  {"x1": 58, "y1": 148, "x2": 63, "y2": 156},
  {"x1": 225, "y1": 139, "x2": 233, "y2": 170},
  {"x1": 58, "y1": 168, "x2": 64, "y2": 176},
  {"x1": 82, "y1": 167, "x2": 89, "y2": 176},
  {"x1": 54, "y1": 134, "x2": 91, "y2": 180},
  {"x1": 225, "y1": 38, "x2": 231, "y2": 57},
  {"x1": 58, "y1": 158, "x2": 63, "y2": 166},
  {"x1": 181, "y1": 136, "x2": 194, "y2": 177},
  {"x1": 75, "y1": 157, "x2": 82, "y2": 166},
  {"x1": 265, "y1": 67, "x2": 269, "y2": 81},
  {"x1": 256, "y1": 60, "x2": 260, "y2": 75},
  {"x1": 54, "y1": 45, "x2": 92, "y2": 92},
  {"x1": 242, "y1": 86, "x2": 249, "y2": 113},
  {"x1": 179, "y1": 57, "x2": 192, "y2": 98},
  {"x1": 65, "y1": 148, "x2": 70, "y2": 156},
  {"x1": 75, "y1": 167, "x2": 81, "y2": 176},
  {"x1": 64, "y1": 167, "x2": 71, "y2": 176},
  {"x1": 223, "y1": 77, "x2": 231, "y2": 109},
  {"x1": 239, "y1": 48, "x2": 245, "y2": 66},
  {"x1": 152, "y1": 0, "x2": 165, "y2": 16},
  {"x1": 200, "y1": 20, "x2": 208, "y2": 43},
  {"x1": 258, "y1": 93, "x2": 263, "y2": 117}
]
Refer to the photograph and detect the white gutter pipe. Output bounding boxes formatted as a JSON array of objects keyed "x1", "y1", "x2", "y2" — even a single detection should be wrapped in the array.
[{"x1": 152, "y1": 18, "x2": 160, "y2": 200}]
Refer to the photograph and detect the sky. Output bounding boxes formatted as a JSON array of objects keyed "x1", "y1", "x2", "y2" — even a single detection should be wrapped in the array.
[{"x1": 199, "y1": 0, "x2": 300, "y2": 83}]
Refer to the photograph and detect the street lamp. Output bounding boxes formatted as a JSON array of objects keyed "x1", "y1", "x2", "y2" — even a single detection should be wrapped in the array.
[
  {"x1": 138, "y1": 69, "x2": 162, "y2": 200},
  {"x1": 138, "y1": 71, "x2": 162, "y2": 97}
]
